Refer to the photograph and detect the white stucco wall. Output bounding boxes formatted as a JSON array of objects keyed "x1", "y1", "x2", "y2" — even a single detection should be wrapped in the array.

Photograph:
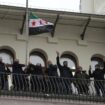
[
  {"x1": 80, "y1": 0, "x2": 94, "y2": 14},
  {"x1": 81, "y1": 0, "x2": 105, "y2": 14},
  {"x1": 94, "y1": 0, "x2": 105, "y2": 14}
]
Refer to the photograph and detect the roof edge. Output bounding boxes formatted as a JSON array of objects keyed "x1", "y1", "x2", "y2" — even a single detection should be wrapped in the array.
[{"x1": 0, "y1": 5, "x2": 105, "y2": 19}]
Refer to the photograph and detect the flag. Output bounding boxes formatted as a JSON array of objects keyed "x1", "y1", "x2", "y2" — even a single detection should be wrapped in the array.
[{"x1": 29, "y1": 13, "x2": 54, "y2": 35}]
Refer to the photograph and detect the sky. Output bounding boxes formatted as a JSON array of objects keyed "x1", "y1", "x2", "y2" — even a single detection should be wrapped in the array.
[{"x1": 0, "y1": 0, "x2": 80, "y2": 12}]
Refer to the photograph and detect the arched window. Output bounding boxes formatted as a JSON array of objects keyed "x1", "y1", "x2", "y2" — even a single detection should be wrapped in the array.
[
  {"x1": 0, "y1": 49, "x2": 14, "y2": 64},
  {"x1": 0, "y1": 47, "x2": 15, "y2": 90},
  {"x1": 29, "y1": 49, "x2": 47, "y2": 67},
  {"x1": 91, "y1": 54, "x2": 104, "y2": 70},
  {"x1": 60, "y1": 51, "x2": 78, "y2": 70}
]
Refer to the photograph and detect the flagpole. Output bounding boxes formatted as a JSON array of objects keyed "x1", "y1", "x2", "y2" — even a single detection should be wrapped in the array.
[{"x1": 25, "y1": 0, "x2": 29, "y2": 65}]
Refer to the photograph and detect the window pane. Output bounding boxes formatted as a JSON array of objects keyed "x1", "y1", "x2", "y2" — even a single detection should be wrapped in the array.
[
  {"x1": 0, "y1": 52, "x2": 13, "y2": 64},
  {"x1": 91, "y1": 61, "x2": 98, "y2": 70},
  {"x1": 30, "y1": 55, "x2": 45, "y2": 66},
  {"x1": 60, "y1": 58, "x2": 76, "y2": 69}
]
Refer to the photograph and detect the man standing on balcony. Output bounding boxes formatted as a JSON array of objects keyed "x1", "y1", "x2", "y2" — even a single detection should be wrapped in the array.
[
  {"x1": 0, "y1": 57, "x2": 10, "y2": 90},
  {"x1": 46, "y1": 60, "x2": 58, "y2": 94},
  {"x1": 46, "y1": 60, "x2": 58, "y2": 77},
  {"x1": 26, "y1": 62, "x2": 44, "y2": 92},
  {"x1": 89, "y1": 57, "x2": 105, "y2": 97},
  {"x1": 9, "y1": 59, "x2": 25, "y2": 91},
  {"x1": 56, "y1": 51, "x2": 73, "y2": 94},
  {"x1": 74, "y1": 66, "x2": 90, "y2": 95}
]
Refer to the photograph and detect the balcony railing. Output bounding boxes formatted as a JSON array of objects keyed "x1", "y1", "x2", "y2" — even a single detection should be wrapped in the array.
[{"x1": 0, "y1": 72, "x2": 105, "y2": 103}]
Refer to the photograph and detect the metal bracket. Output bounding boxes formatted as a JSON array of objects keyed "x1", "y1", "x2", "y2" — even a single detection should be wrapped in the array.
[
  {"x1": 51, "y1": 14, "x2": 60, "y2": 37},
  {"x1": 80, "y1": 16, "x2": 91, "y2": 40}
]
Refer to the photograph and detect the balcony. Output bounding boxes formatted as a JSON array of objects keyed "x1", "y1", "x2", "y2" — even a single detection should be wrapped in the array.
[{"x1": 0, "y1": 73, "x2": 105, "y2": 104}]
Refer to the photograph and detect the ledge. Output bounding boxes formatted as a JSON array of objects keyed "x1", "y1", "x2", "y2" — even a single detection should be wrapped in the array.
[{"x1": 77, "y1": 40, "x2": 88, "y2": 46}]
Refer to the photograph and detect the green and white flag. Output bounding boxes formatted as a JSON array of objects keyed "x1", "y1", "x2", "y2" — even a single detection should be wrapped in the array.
[{"x1": 29, "y1": 12, "x2": 54, "y2": 35}]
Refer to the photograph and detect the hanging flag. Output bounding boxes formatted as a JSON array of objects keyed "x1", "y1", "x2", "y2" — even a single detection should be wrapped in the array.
[{"x1": 29, "y1": 12, "x2": 54, "y2": 35}]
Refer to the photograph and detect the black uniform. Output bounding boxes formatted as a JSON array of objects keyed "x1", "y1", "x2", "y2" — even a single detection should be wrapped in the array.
[
  {"x1": 56, "y1": 56, "x2": 73, "y2": 94},
  {"x1": 89, "y1": 62, "x2": 105, "y2": 96},
  {"x1": 47, "y1": 64, "x2": 58, "y2": 77},
  {"x1": 26, "y1": 64, "x2": 43, "y2": 92},
  {"x1": 0, "y1": 62, "x2": 10, "y2": 90},
  {"x1": 12, "y1": 62, "x2": 25, "y2": 91},
  {"x1": 74, "y1": 71, "x2": 90, "y2": 94},
  {"x1": 46, "y1": 64, "x2": 59, "y2": 93}
]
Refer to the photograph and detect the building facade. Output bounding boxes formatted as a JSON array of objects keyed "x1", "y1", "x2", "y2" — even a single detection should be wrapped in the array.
[{"x1": 0, "y1": 5, "x2": 105, "y2": 71}]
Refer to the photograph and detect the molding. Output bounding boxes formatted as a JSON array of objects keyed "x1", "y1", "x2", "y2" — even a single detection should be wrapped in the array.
[
  {"x1": 58, "y1": 37, "x2": 105, "y2": 45},
  {"x1": 87, "y1": 40, "x2": 105, "y2": 44},
  {"x1": 47, "y1": 37, "x2": 58, "y2": 44},
  {"x1": 0, "y1": 32, "x2": 17, "y2": 36},
  {"x1": 0, "y1": 96, "x2": 101, "y2": 105},
  {"x1": 77, "y1": 40, "x2": 88, "y2": 46},
  {"x1": 16, "y1": 34, "x2": 27, "y2": 41}
]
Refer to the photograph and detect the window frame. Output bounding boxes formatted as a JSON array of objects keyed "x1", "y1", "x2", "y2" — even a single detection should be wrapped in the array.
[
  {"x1": 29, "y1": 50, "x2": 47, "y2": 69},
  {"x1": 60, "y1": 53, "x2": 78, "y2": 71},
  {"x1": 0, "y1": 49, "x2": 14, "y2": 64}
]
